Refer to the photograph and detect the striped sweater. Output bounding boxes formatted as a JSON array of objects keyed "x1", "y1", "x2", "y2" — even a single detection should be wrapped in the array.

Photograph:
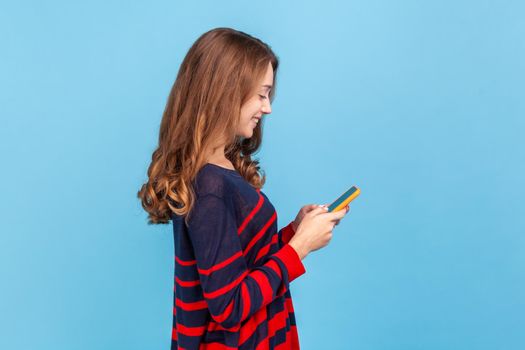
[{"x1": 170, "y1": 163, "x2": 306, "y2": 349}]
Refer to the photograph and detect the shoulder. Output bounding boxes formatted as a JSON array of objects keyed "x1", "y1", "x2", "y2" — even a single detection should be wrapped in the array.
[{"x1": 193, "y1": 165, "x2": 236, "y2": 199}]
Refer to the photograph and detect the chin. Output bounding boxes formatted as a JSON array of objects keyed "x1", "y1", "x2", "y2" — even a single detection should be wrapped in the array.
[
  {"x1": 237, "y1": 124, "x2": 256, "y2": 139},
  {"x1": 244, "y1": 127, "x2": 254, "y2": 138}
]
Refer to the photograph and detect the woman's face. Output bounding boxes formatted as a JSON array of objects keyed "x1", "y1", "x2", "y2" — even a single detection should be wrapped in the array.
[{"x1": 237, "y1": 61, "x2": 273, "y2": 138}]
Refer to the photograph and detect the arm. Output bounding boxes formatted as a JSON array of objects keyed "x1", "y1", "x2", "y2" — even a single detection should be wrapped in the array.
[{"x1": 187, "y1": 194, "x2": 306, "y2": 331}]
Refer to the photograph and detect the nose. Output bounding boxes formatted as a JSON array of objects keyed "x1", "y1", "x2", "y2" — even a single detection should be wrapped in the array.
[{"x1": 261, "y1": 98, "x2": 272, "y2": 114}]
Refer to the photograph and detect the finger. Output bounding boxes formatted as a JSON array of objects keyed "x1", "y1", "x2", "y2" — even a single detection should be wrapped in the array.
[
  {"x1": 312, "y1": 206, "x2": 329, "y2": 215},
  {"x1": 332, "y1": 209, "x2": 347, "y2": 219},
  {"x1": 319, "y1": 210, "x2": 345, "y2": 222},
  {"x1": 305, "y1": 204, "x2": 319, "y2": 212}
]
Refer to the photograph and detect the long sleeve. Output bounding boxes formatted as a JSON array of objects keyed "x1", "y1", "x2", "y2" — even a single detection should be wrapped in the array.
[
  {"x1": 187, "y1": 193, "x2": 306, "y2": 331},
  {"x1": 278, "y1": 220, "x2": 296, "y2": 247}
]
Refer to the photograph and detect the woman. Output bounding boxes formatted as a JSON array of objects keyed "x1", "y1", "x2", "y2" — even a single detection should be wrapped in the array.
[{"x1": 138, "y1": 27, "x2": 350, "y2": 350}]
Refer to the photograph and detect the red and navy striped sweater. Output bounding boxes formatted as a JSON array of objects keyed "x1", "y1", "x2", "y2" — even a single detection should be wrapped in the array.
[{"x1": 170, "y1": 163, "x2": 306, "y2": 349}]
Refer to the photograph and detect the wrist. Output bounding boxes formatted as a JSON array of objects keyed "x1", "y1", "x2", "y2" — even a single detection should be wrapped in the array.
[{"x1": 288, "y1": 239, "x2": 308, "y2": 260}]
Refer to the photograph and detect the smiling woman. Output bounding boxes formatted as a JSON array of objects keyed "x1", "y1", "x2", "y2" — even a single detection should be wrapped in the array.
[
  {"x1": 137, "y1": 25, "x2": 350, "y2": 350},
  {"x1": 137, "y1": 27, "x2": 308, "y2": 350}
]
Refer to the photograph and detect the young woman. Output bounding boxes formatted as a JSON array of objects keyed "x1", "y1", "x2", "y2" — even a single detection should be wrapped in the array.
[{"x1": 138, "y1": 27, "x2": 350, "y2": 350}]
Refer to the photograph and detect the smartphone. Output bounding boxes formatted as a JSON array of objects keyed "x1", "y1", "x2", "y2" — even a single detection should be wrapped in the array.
[{"x1": 327, "y1": 185, "x2": 361, "y2": 212}]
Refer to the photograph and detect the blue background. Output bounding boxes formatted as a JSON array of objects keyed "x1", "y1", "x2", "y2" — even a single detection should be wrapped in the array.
[{"x1": 1, "y1": 1, "x2": 524, "y2": 349}]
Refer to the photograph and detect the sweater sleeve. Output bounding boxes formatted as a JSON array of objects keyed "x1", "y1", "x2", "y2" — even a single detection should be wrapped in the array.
[
  {"x1": 278, "y1": 220, "x2": 296, "y2": 247},
  {"x1": 187, "y1": 193, "x2": 306, "y2": 331}
]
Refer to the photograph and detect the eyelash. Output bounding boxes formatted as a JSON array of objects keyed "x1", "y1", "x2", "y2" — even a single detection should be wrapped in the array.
[{"x1": 258, "y1": 94, "x2": 268, "y2": 100}]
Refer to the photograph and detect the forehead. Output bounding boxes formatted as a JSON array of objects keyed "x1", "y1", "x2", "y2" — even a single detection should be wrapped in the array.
[{"x1": 261, "y1": 63, "x2": 274, "y2": 87}]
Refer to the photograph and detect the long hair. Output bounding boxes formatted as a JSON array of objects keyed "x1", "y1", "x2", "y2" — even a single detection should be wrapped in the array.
[{"x1": 137, "y1": 27, "x2": 279, "y2": 226}]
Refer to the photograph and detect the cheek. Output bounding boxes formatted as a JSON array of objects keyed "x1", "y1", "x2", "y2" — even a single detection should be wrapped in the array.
[{"x1": 241, "y1": 101, "x2": 259, "y2": 121}]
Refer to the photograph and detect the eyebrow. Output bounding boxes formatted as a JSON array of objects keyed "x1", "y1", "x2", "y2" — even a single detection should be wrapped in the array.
[{"x1": 262, "y1": 85, "x2": 272, "y2": 90}]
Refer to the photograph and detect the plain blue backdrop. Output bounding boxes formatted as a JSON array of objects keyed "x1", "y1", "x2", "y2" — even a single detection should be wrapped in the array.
[{"x1": 1, "y1": 1, "x2": 524, "y2": 349}]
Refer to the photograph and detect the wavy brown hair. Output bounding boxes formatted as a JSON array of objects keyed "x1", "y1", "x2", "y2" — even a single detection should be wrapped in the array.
[{"x1": 137, "y1": 27, "x2": 279, "y2": 226}]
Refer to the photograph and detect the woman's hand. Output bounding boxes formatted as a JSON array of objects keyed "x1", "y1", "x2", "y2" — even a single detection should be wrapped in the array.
[
  {"x1": 292, "y1": 204, "x2": 319, "y2": 232},
  {"x1": 292, "y1": 203, "x2": 351, "y2": 231},
  {"x1": 289, "y1": 205, "x2": 350, "y2": 260},
  {"x1": 334, "y1": 204, "x2": 350, "y2": 225}
]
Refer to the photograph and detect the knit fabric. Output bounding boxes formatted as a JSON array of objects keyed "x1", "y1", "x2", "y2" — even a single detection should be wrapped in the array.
[{"x1": 170, "y1": 163, "x2": 306, "y2": 349}]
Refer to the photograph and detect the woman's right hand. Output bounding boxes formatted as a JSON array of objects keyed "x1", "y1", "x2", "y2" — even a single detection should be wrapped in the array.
[{"x1": 288, "y1": 204, "x2": 350, "y2": 260}]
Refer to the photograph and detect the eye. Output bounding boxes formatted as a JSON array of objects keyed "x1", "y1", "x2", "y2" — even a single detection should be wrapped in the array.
[{"x1": 258, "y1": 94, "x2": 268, "y2": 100}]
